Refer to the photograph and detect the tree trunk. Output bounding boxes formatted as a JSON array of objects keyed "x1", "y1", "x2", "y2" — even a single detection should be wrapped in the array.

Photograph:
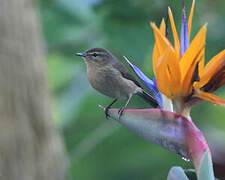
[{"x1": 0, "y1": 0, "x2": 66, "y2": 180}]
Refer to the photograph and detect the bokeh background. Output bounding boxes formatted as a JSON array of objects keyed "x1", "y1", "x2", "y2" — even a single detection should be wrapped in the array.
[{"x1": 38, "y1": 0, "x2": 225, "y2": 179}]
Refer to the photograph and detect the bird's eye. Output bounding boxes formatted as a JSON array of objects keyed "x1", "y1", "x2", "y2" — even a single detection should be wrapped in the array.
[{"x1": 93, "y1": 53, "x2": 98, "y2": 57}]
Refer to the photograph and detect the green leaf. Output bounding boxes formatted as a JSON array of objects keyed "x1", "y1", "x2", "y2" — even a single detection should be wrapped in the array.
[
  {"x1": 167, "y1": 166, "x2": 189, "y2": 180},
  {"x1": 198, "y1": 151, "x2": 214, "y2": 180}
]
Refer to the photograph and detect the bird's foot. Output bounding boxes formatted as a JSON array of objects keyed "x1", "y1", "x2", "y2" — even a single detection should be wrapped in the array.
[
  {"x1": 104, "y1": 99, "x2": 117, "y2": 119},
  {"x1": 118, "y1": 106, "x2": 125, "y2": 119},
  {"x1": 104, "y1": 107, "x2": 110, "y2": 119}
]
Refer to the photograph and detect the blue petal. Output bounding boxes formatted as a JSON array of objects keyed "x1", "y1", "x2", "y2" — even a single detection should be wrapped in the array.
[
  {"x1": 152, "y1": 77, "x2": 163, "y2": 107},
  {"x1": 123, "y1": 56, "x2": 163, "y2": 107},
  {"x1": 180, "y1": 8, "x2": 190, "y2": 56},
  {"x1": 152, "y1": 77, "x2": 158, "y2": 92},
  {"x1": 155, "y1": 93, "x2": 163, "y2": 108}
]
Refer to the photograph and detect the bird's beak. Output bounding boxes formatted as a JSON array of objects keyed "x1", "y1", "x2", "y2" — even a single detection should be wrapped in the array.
[{"x1": 74, "y1": 52, "x2": 86, "y2": 57}]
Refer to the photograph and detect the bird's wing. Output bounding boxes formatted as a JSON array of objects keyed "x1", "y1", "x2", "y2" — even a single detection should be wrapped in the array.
[{"x1": 112, "y1": 60, "x2": 142, "y2": 88}]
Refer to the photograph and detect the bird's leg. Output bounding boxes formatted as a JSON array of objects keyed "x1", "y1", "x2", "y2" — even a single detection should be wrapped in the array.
[
  {"x1": 105, "y1": 99, "x2": 117, "y2": 118},
  {"x1": 118, "y1": 95, "x2": 132, "y2": 119}
]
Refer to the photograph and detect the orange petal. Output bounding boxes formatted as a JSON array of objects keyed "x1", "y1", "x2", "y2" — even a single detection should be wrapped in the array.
[
  {"x1": 180, "y1": 25, "x2": 207, "y2": 96},
  {"x1": 166, "y1": 54, "x2": 182, "y2": 97},
  {"x1": 153, "y1": 47, "x2": 159, "y2": 74},
  {"x1": 156, "y1": 48, "x2": 181, "y2": 98},
  {"x1": 156, "y1": 49, "x2": 173, "y2": 98},
  {"x1": 159, "y1": 18, "x2": 166, "y2": 35},
  {"x1": 181, "y1": 45, "x2": 204, "y2": 96},
  {"x1": 152, "y1": 19, "x2": 167, "y2": 75},
  {"x1": 180, "y1": 25, "x2": 207, "y2": 78},
  {"x1": 197, "y1": 49, "x2": 225, "y2": 88},
  {"x1": 151, "y1": 23, "x2": 174, "y2": 55},
  {"x1": 201, "y1": 67, "x2": 225, "y2": 92},
  {"x1": 188, "y1": 0, "x2": 195, "y2": 39},
  {"x1": 198, "y1": 47, "x2": 205, "y2": 76},
  {"x1": 152, "y1": 45, "x2": 160, "y2": 76},
  {"x1": 151, "y1": 22, "x2": 174, "y2": 74},
  {"x1": 168, "y1": 7, "x2": 180, "y2": 57},
  {"x1": 194, "y1": 90, "x2": 225, "y2": 107}
]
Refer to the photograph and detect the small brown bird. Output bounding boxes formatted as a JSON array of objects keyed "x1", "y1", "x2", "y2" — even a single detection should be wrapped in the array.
[{"x1": 75, "y1": 48, "x2": 158, "y2": 118}]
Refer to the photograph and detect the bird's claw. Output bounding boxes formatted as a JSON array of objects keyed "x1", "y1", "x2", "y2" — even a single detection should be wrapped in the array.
[
  {"x1": 104, "y1": 107, "x2": 110, "y2": 119},
  {"x1": 118, "y1": 106, "x2": 125, "y2": 119}
]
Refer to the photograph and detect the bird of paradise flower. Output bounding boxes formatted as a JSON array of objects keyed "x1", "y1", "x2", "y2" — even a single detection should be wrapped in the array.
[
  {"x1": 126, "y1": 0, "x2": 225, "y2": 118},
  {"x1": 101, "y1": 0, "x2": 224, "y2": 179}
]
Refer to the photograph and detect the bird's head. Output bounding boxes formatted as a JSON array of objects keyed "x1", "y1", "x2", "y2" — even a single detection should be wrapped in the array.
[{"x1": 74, "y1": 48, "x2": 115, "y2": 66}]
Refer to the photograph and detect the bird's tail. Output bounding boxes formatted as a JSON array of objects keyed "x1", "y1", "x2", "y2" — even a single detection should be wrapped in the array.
[{"x1": 137, "y1": 90, "x2": 158, "y2": 108}]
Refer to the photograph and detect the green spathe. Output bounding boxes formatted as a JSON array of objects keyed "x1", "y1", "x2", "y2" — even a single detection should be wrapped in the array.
[
  {"x1": 167, "y1": 166, "x2": 189, "y2": 180},
  {"x1": 198, "y1": 151, "x2": 214, "y2": 180}
]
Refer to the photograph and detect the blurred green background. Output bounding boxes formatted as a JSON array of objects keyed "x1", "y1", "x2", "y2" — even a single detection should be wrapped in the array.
[{"x1": 38, "y1": 0, "x2": 225, "y2": 179}]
